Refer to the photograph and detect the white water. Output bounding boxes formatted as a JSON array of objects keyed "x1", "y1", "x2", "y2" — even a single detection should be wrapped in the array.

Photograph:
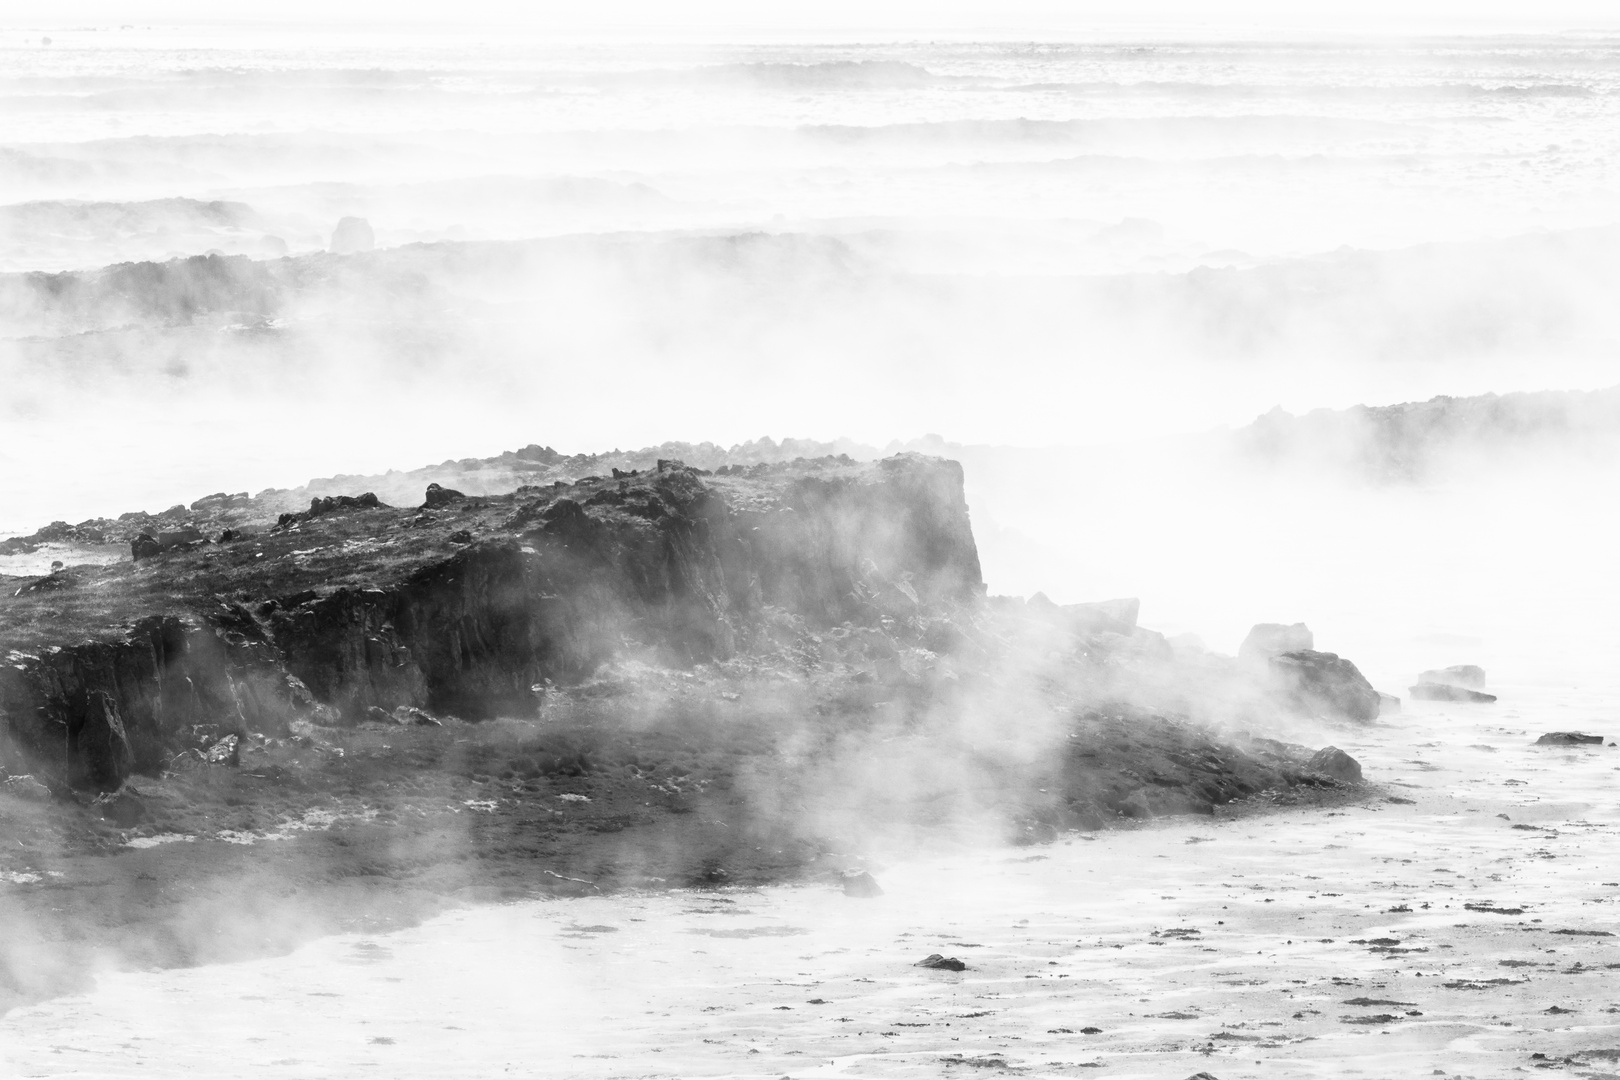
[
  {"x1": 3, "y1": 29, "x2": 1620, "y2": 535},
  {"x1": 5, "y1": 686, "x2": 1617, "y2": 1078}
]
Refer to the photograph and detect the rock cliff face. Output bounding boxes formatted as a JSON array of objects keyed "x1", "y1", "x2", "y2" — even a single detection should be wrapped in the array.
[{"x1": 0, "y1": 455, "x2": 983, "y2": 791}]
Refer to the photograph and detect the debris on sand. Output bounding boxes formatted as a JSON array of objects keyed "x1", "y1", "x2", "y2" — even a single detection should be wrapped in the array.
[
  {"x1": 841, "y1": 870, "x2": 884, "y2": 898},
  {"x1": 1535, "y1": 731, "x2": 1603, "y2": 745},
  {"x1": 917, "y1": 953, "x2": 968, "y2": 971}
]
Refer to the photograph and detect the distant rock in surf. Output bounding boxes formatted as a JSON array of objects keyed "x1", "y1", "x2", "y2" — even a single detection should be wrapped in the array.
[
  {"x1": 330, "y1": 216, "x2": 375, "y2": 254},
  {"x1": 915, "y1": 953, "x2": 967, "y2": 971},
  {"x1": 1377, "y1": 691, "x2": 1401, "y2": 714},
  {"x1": 1240, "y1": 622, "x2": 1313, "y2": 665},
  {"x1": 1409, "y1": 682, "x2": 1496, "y2": 703},
  {"x1": 1269, "y1": 650, "x2": 1380, "y2": 722},
  {"x1": 1535, "y1": 732, "x2": 1603, "y2": 746},
  {"x1": 1417, "y1": 665, "x2": 1486, "y2": 689}
]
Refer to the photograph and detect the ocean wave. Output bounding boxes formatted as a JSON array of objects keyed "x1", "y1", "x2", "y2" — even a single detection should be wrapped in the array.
[
  {"x1": 800, "y1": 114, "x2": 1417, "y2": 144},
  {"x1": 0, "y1": 197, "x2": 257, "y2": 233},
  {"x1": 5, "y1": 226, "x2": 1619, "y2": 354},
  {"x1": 1004, "y1": 79, "x2": 1601, "y2": 99},
  {"x1": 609, "y1": 59, "x2": 944, "y2": 88}
]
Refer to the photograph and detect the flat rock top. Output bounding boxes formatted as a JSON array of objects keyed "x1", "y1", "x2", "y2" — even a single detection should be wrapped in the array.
[{"x1": 0, "y1": 456, "x2": 921, "y2": 652}]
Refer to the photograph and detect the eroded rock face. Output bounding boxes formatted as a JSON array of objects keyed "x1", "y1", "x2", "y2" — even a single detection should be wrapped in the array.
[
  {"x1": 0, "y1": 614, "x2": 326, "y2": 790},
  {"x1": 1269, "y1": 650, "x2": 1381, "y2": 722},
  {"x1": 1, "y1": 456, "x2": 986, "y2": 789}
]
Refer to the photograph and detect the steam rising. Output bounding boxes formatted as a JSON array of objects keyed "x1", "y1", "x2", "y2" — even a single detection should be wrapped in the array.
[{"x1": 3, "y1": 19, "x2": 1620, "y2": 1043}]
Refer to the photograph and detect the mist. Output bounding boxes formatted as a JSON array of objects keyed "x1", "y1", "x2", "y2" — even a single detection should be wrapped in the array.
[{"x1": 4, "y1": 14, "x2": 1620, "y2": 1079}]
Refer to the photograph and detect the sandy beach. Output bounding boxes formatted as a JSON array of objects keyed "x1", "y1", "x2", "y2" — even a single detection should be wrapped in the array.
[{"x1": 4, "y1": 682, "x2": 1614, "y2": 1079}]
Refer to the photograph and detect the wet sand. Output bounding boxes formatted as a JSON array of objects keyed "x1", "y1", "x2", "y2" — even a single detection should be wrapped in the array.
[{"x1": 2, "y1": 685, "x2": 1617, "y2": 1079}]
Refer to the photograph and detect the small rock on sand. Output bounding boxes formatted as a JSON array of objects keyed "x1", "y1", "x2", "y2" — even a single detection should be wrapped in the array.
[
  {"x1": 841, "y1": 870, "x2": 884, "y2": 898},
  {"x1": 916, "y1": 953, "x2": 967, "y2": 971},
  {"x1": 1535, "y1": 732, "x2": 1603, "y2": 746}
]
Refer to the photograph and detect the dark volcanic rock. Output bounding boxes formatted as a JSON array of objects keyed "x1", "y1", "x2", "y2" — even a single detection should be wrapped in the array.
[
  {"x1": 916, "y1": 953, "x2": 967, "y2": 971},
  {"x1": 1, "y1": 456, "x2": 986, "y2": 788},
  {"x1": 423, "y1": 483, "x2": 466, "y2": 509},
  {"x1": 1307, "y1": 746, "x2": 1363, "y2": 783},
  {"x1": 276, "y1": 493, "x2": 383, "y2": 530},
  {"x1": 94, "y1": 787, "x2": 147, "y2": 826},
  {"x1": 130, "y1": 528, "x2": 206, "y2": 561},
  {"x1": 1269, "y1": 650, "x2": 1381, "y2": 722},
  {"x1": 0, "y1": 613, "x2": 336, "y2": 789},
  {"x1": 1240, "y1": 622, "x2": 1313, "y2": 665},
  {"x1": 1409, "y1": 682, "x2": 1496, "y2": 703},
  {"x1": 1417, "y1": 664, "x2": 1486, "y2": 689},
  {"x1": 1535, "y1": 732, "x2": 1603, "y2": 746}
]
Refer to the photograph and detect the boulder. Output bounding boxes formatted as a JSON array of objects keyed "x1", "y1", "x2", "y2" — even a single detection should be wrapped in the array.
[
  {"x1": 1417, "y1": 665, "x2": 1485, "y2": 689},
  {"x1": 1535, "y1": 732, "x2": 1603, "y2": 746},
  {"x1": 1377, "y1": 692, "x2": 1402, "y2": 714},
  {"x1": 1240, "y1": 623, "x2": 1313, "y2": 665},
  {"x1": 1307, "y1": 746, "x2": 1363, "y2": 783},
  {"x1": 1269, "y1": 650, "x2": 1381, "y2": 722},
  {"x1": 1065, "y1": 597, "x2": 1140, "y2": 634},
  {"x1": 423, "y1": 483, "x2": 466, "y2": 509},
  {"x1": 915, "y1": 953, "x2": 967, "y2": 971},
  {"x1": 841, "y1": 870, "x2": 884, "y2": 898},
  {"x1": 94, "y1": 788, "x2": 147, "y2": 827},
  {"x1": 391, "y1": 705, "x2": 442, "y2": 727},
  {"x1": 130, "y1": 528, "x2": 206, "y2": 561},
  {"x1": 1409, "y1": 682, "x2": 1496, "y2": 703},
  {"x1": 330, "y1": 216, "x2": 375, "y2": 254},
  {"x1": 1, "y1": 774, "x2": 51, "y2": 801}
]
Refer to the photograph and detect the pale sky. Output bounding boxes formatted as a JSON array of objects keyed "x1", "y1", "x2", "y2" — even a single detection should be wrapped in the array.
[{"x1": 5, "y1": 0, "x2": 1620, "y2": 32}]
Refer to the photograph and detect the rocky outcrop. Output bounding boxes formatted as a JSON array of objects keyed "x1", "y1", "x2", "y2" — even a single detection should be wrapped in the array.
[
  {"x1": 274, "y1": 492, "x2": 383, "y2": 530},
  {"x1": 0, "y1": 456, "x2": 984, "y2": 790},
  {"x1": 130, "y1": 528, "x2": 206, "y2": 561},
  {"x1": 1240, "y1": 623, "x2": 1313, "y2": 665},
  {"x1": 1535, "y1": 732, "x2": 1603, "y2": 746},
  {"x1": 1269, "y1": 650, "x2": 1381, "y2": 722},
  {"x1": 330, "y1": 216, "x2": 374, "y2": 254},
  {"x1": 0, "y1": 613, "x2": 322, "y2": 791}
]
